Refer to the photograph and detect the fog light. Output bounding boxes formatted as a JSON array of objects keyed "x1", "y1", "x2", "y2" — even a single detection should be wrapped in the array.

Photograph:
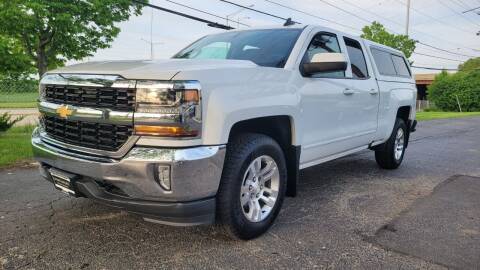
[{"x1": 157, "y1": 165, "x2": 171, "y2": 191}]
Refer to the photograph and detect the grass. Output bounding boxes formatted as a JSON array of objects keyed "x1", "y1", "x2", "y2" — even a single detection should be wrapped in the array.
[
  {"x1": 416, "y1": 111, "x2": 480, "y2": 121},
  {"x1": 0, "y1": 102, "x2": 37, "y2": 108},
  {"x1": 0, "y1": 125, "x2": 35, "y2": 168},
  {"x1": 0, "y1": 92, "x2": 38, "y2": 108}
]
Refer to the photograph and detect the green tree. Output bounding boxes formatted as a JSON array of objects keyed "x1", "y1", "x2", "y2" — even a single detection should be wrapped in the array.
[
  {"x1": 0, "y1": 35, "x2": 34, "y2": 78},
  {"x1": 459, "y1": 57, "x2": 480, "y2": 72},
  {"x1": 0, "y1": 0, "x2": 146, "y2": 77},
  {"x1": 428, "y1": 70, "x2": 480, "y2": 112},
  {"x1": 361, "y1": 22, "x2": 416, "y2": 58}
]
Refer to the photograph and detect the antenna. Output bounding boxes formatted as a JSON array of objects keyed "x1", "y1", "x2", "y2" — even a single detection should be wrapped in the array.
[{"x1": 283, "y1": 18, "x2": 295, "y2": 26}]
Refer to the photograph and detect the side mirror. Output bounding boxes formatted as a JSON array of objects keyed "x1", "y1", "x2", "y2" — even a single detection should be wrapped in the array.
[{"x1": 302, "y1": 53, "x2": 348, "y2": 76}]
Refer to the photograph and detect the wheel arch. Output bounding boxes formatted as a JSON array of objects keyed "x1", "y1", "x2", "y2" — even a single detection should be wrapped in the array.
[
  {"x1": 397, "y1": 106, "x2": 411, "y2": 124},
  {"x1": 227, "y1": 115, "x2": 300, "y2": 197}
]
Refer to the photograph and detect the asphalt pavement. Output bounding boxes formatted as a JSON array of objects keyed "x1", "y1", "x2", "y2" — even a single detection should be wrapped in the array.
[{"x1": 1, "y1": 117, "x2": 480, "y2": 270}]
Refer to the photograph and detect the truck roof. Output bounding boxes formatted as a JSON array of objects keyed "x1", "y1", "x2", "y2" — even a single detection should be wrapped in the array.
[{"x1": 224, "y1": 25, "x2": 406, "y2": 58}]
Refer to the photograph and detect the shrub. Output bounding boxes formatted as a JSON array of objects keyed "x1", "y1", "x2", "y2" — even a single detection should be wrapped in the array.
[
  {"x1": 0, "y1": 77, "x2": 38, "y2": 93},
  {"x1": 423, "y1": 106, "x2": 441, "y2": 112},
  {"x1": 0, "y1": 112, "x2": 24, "y2": 132},
  {"x1": 428, "y1": 70, "x2": 480, "y2": 112}
]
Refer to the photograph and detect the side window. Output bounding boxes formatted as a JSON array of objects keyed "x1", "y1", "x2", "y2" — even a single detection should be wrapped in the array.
[
  {"x1": 303, "y1": 33, "x2": 345, "y2": 78},
  {"x1": 371, "y1": 48, "x2": 397, "y2": 76},
  {"x1": 344, "y1": 38, "x2": 369, "y2": 79},
  {"x1": 391, "y1": 55, "x2": 411, "y2": 77}
]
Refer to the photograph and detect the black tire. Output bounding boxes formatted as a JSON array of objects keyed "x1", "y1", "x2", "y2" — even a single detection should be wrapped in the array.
[
  {"x1": 375, "y1": 118, "x2": 407, "y2": 170},
  {"x1": 216, "y1": 133, "x2": 287, "y2": 240}
]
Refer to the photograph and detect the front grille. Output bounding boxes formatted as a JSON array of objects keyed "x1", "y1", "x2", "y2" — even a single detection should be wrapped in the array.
[
  {"x1": 44, "y1": 85, "x2": 136, "y2": 111},
  {"x1": 42, "y1": 115, "x2": 133, "y2": 151}
]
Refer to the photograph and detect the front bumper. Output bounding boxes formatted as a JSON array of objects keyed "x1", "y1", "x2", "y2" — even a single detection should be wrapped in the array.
[{"x1": 32, "y1": 128, "x2": 226, "y2": 225}]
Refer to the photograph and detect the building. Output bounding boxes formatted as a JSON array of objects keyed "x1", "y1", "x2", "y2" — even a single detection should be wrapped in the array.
[{"x1": 414, "y1": 73, "x2": 436, "y2": 100}]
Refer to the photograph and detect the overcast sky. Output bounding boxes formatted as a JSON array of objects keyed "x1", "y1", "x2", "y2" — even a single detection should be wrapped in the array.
[{"x1": 86, "y1": 0, "x2": 480, "y2": 74}]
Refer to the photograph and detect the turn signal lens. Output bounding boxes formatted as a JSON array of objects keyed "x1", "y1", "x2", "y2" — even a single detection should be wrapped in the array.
[
  {"x1": 183, "y1": 90, "x2": 199, "y2": 104},
  {"x1": 134, "y1": 125, "x2": 199, "y2": 137}
]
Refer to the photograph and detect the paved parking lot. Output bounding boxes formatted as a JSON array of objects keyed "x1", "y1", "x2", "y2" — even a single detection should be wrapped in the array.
[{"x1": 1, "y1": 117, "x2": 480, "y2": 269}]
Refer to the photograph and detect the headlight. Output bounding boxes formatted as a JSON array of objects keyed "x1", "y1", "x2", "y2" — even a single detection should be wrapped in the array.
[{"x1": 134, "y1": 80, "x2": 202, "y2": 138}]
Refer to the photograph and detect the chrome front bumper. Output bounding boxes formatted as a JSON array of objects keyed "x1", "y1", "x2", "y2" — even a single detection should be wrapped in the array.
[{"x1": 32, "y1": 128, "x2": 226, "y2": 224}]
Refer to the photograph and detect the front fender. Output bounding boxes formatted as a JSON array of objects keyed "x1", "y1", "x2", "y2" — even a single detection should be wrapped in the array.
[
  {"x1": 203, "y1": 90, "x2": 301, "y2": 145},
  {"x1": 173, "y1": 67, "x2": 301, "y2": 146}
]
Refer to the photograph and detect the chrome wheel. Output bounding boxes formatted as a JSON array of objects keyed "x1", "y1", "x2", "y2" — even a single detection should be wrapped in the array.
[
  {"x1": 240, "y1": 155, "x2": 280, "y2": 222},
  {"x1": 394, "y1": 128, "x2": 405, "y2": 160}
]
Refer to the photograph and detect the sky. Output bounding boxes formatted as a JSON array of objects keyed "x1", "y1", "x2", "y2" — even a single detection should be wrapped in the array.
[{"x1": 85, "y1": 0, "x2": 480, "y2": 74}]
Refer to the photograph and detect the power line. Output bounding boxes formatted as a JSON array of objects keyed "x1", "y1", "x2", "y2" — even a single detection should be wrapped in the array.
[
  {"x1": 264, "y1": 0, "x2": 361, "y2": 32},
  {"x1": 317, "y1": 0, "x2": 372, "y2": 25},
  {"x1": 416, "y1": 41, "x2": 476, "y2": 58},
  {"x1": 395, "y1": 0, "x2": 476, "y2": 36},
  {"x1": 435, "y1": 0, "x2": 480, "y2": 28},
  {"x1": 450, "y1": 0, "x2": 471, "y2": 10},
  {"x1": 340, "y1": 0, "x2": 479, "y2": 57},
  {"x1": 316, "y1": 0, "x2": 407, "y2": 36},
  {"x1": 262, "y1": 0, "x2": 473, "y2": 70},
  {"x1": 462, "y1": 5, "x2": 480, "y2": 13},
  {"x1": 163, "y1": 0, "x2": 250, "y2": 27},
  {"x1": 338, "y1": 0, "x2": 403, "y2": 28},
  {"x1": 414, "y1": 45, "x2": 465, "y2": 58},
  {"x1": 132, "y1": 0, "x2": 234, "y2": 30},
  {"x1": 413, "y1": 52, "x2": 465, "y2": 62},
  {"x1": 313, "y1": 0, "x2": 480, "y2": 58},
  {"x1": 266, "y1": 0, "x2": 478, "y2": 58},
  {"x1": 219, "y1": 0, "x2": 301, "y2": 24},
  {"x1": 314, "y1": 0, "x2": 479, "y2": 55},
  {"x1": 412, "y1": 65, "x2": 458, "y2": 71},
  {"x1": 336, "y1": 0, "x2": 478, "y2": 58},
  {"x1": 319, "y1": 0, "x2": 480, "y2": 56}
]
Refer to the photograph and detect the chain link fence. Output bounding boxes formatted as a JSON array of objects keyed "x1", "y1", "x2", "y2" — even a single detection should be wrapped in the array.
[
  {"x1": 0, "y1": 79, "x2": 38, "y2": 108},
  {"x1": 416, "y1": 100, "x2": 435, "y2": 111},
  {"x1": 0, "y1": 79, "x2": 39, "y2": 127}
]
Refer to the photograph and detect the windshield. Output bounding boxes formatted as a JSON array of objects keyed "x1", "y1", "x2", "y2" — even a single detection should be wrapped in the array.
[{"x1": 173, "y1": 29, "x2": 302, "y2": 68}]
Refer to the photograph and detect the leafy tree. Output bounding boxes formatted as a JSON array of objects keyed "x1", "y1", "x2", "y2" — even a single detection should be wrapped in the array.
[
  {"x1": 459, "y1": 57, "x2": 480, "y2": 72},
  {"x1": 0, "y1": 0, "x2": 146, "y2": 77},
  {"x1": 361, "y1": 22, "x2": 416, "y2": 58},
  {"x1": 0, "y1": 35, "x2": 34, "y2": 78},
  {"x1": 428, "y1": 70, "x2": 480, "y2": 112}
]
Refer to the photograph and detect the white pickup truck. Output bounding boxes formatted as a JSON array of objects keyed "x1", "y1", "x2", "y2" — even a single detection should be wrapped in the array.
[{"x1": 32, "y1": 25, "x2": 417, "y2": 239}]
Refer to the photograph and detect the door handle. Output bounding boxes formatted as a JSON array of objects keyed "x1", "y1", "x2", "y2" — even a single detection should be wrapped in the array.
[
  {"x1": 369, "y1": 89, "x2": 379, "y2": 95},
  {"x1": 343, "y1": 88, "x2": 355, "y2": 95}
]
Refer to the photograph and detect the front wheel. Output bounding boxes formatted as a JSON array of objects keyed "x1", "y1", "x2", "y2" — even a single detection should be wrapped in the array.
[
  {"x1": 216, "y1": 133, "x2": 287, "y2": 240},
  {"x1": 375, "y1": 118, "x2": 407, "y2": 169}
]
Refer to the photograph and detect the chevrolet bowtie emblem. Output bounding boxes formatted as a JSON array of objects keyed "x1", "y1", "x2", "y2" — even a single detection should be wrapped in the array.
[{"x1": 56, "y1": 105, "x2": 73, "y2": 119}]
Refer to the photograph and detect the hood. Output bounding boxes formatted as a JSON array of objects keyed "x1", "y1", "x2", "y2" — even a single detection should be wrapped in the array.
[{"x1": 49, "y1": 59, "x2": 258, "y2": 80}]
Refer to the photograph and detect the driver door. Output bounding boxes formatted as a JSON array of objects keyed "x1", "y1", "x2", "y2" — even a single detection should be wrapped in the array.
[{"x1": 299, "y1": 32, "x2": 353, "y2": 165}]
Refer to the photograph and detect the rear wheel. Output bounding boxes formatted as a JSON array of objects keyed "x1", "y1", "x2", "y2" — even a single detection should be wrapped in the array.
[
  {"x1": 216, "y1": 133, "x2": 287, "y2": 240},
  {"x1": 375, "y1": 118, "x2": 407, "y2": 169}
]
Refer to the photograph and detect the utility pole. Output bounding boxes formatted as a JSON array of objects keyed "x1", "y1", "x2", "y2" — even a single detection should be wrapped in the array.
[
  {"x1": 406, "y1": 0, "x2": 411, "y2": 36},
  {"x1": 141, "y1": 9, "x2": 163, "y2": 60}
]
